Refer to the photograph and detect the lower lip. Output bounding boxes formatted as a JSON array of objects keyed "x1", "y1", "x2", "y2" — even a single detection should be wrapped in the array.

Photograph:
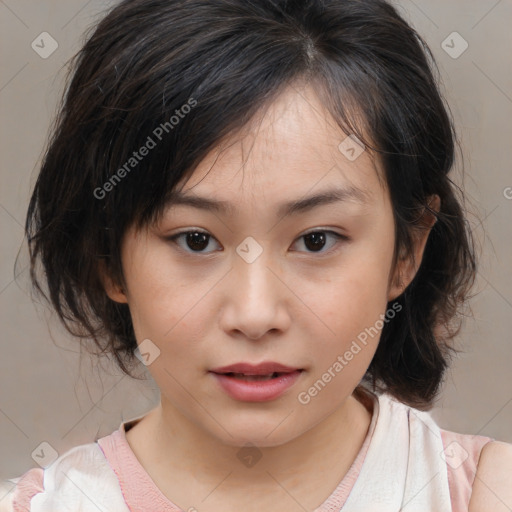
[{"x1": 210, "y1": 371, "x2": 302, "y2": 402}]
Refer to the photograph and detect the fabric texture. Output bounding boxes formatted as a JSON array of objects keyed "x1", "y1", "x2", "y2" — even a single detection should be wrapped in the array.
[
  {"x1": 3, "y1": 391, "x2": 493, "y2": 511},
  {"x1": 342, "y1": 394, "x2": 450, "y2": 511}
]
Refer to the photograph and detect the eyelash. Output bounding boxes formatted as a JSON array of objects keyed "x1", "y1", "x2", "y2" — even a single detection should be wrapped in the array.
[{"x1": 167, "y1": 228, "x2": 349, "y2": 257}]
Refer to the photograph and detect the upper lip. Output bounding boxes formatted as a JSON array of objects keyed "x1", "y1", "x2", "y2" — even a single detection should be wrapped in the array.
[{"x1": 210, "y1": 362, "x2": 301, "y2": 375}]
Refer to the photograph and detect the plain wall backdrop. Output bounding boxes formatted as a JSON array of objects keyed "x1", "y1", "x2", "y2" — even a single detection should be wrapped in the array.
[{"x1": 1, "y1": 0, "x2": 511, "y2": 483}]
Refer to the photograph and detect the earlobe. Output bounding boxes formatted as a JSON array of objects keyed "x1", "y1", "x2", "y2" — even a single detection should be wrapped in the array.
[
  {"x1": 387, "y1": 194, "x2": 440, "y2": 302},
  {"x1": 387, "y1": 266, "x2": 407, "y2": 302},
  {"x1": 420, "y1": 194, "x2": 440, "y2": 230},
  {"x1": 97, "y1": 259, "x2": 129, "y2": 304}
]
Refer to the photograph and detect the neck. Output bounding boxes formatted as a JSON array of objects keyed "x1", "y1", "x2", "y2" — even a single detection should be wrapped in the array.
[{"x1": 131, "y1": 389, "x2": 373, "y2": 494}]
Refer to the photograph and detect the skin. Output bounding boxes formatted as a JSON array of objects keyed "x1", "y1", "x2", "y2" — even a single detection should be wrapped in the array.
[
  {"x1": 101, "y1": 82, "x2": 440, "y2": 512},
  {"x1": 469, "y1": 441, "x2": 512, "y2": 511}
]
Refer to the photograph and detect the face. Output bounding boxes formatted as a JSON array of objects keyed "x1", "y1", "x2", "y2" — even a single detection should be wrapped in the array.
[{"x1": 103, "y1": 83, "x2": 429, "y2": 448}]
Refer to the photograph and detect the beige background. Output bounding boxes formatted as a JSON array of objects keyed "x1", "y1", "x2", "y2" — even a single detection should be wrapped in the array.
[{"x1": 0, "y1": 0, "x2": 511, "y2": 484}]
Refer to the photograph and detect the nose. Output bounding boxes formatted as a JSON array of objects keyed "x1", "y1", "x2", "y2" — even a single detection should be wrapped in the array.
[{"x1": 218, "y1": 247, "x2": 291, "y2": 341}]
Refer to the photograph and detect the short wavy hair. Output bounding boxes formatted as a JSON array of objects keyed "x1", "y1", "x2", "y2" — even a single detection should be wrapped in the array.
[{"x1": 23, "y1": 0, "x2": 478, "y2": 409}]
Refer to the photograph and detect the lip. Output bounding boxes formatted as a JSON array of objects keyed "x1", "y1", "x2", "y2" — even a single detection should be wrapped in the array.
[
  {"x1": 210, "y1": 370, "x2": 303, "y2": 402},
  {"x1": 209, "y1": 362, "x2": 303, "y2": 402},
  {"x1": 210, "y1": 361, "x2": 300, "y2": 375}
]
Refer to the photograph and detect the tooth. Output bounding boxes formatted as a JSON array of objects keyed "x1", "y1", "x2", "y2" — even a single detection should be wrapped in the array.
[
  {"x1": 231, "y1": 373, "x2": 276, "y2": 381},
  {"x1": 245, "y1": 375, "x2": 273, "y2": 381}
]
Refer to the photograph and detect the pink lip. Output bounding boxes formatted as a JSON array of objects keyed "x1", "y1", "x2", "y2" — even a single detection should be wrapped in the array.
[
  {"x1": 211, "y1": 371, "x2": 302, "y2": 402},
  {"x1": 209, "y1": 362, "x2": 304, "y2": 402}
]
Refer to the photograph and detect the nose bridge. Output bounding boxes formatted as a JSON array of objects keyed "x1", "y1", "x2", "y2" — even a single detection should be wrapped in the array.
[
  {"x1": 233, "y1": 236, "x2": 278, "y2": 303},
  {"x1": 220, "y1": 236, "x2": 288, "y2": 339}
]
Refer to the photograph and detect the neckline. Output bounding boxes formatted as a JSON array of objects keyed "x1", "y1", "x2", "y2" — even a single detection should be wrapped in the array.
[{"x1": 98, "y1": 389, "x2": 380, "y2": 512}]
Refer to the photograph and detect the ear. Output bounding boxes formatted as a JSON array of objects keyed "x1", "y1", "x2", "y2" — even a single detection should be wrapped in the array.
[
  {"x1": 387, "y1": 194, "x2": 440, "y2": 302},
  {"x1": 98, "y1": 259, "x2": 129, "y2": 304}
]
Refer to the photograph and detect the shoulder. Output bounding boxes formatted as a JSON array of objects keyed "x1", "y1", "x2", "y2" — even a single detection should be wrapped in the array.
[
  {"x1": 1, "y1": 468, "x2": 43, "y2": 512},
  {"x1": 2, "y1": 441, "x2": 127, "y2": 512},
  {"x1": 0, "y1": 478, "x2": 19, "y2": 512},
  {"x1": 469, "y1": 440, "x2": 512, "y2": 512}
]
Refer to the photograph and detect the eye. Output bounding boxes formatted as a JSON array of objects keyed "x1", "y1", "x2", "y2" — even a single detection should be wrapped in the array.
[
  {"x1": 291, "y1": 229, "x2": 349, "y2": 254},
  {"x1": 167, "y1": 228, "x2": 349, "y2": 255},
  {"x1": 168, "y1": 229, "x2": 221, "y2": 254}
]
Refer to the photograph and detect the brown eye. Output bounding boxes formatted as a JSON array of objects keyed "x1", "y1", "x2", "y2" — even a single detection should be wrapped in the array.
[
  {"x1": 293, "y1": 230, "x2": 348, "y2": 254},
  {"x1": 303, "y1": 232, "x2": 327, "y2": 252},
  {"x1": 168, "y1": 230, "x2": 220, "y2": 253},
  {"x1": 168, "y1": 229, "x2": 348, "y2": 256}
]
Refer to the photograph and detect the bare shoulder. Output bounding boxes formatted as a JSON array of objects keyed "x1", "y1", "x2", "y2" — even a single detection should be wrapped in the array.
[{"x1": 468, "y1": 440, "x2": 512, "y2": 512}]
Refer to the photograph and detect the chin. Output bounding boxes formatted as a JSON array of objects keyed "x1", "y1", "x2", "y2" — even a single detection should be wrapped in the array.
[{"x1": 211, "y1": 419, "x2": 304, "y2": 449}]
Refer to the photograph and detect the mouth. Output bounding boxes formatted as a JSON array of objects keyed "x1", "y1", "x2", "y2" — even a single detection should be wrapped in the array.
[
  {"x1": 209, "y1": 366, "x2": 304, "y2": 402},
  {"x1": 210, "y1": 361, "x2": 302, "y2": 376},
  {"x1": 217, "y1": 371, "x2": 301, "y2": 382}
]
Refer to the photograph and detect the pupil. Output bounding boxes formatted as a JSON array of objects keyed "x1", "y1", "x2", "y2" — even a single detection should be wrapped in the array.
[
  {"x1": 304, "y1": 232, "x2": 325, "y2": 251},
  {"x1": 187, "y1": 232, "x2": 209, "y2": 251},
  {"x1": 184, "y1": 232, "x2": 327, "y2": 252}
]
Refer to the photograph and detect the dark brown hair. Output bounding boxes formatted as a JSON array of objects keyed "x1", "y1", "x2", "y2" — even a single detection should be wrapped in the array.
[{"x1": 22, "y1": 0, "x2": 478, "y2": 409}]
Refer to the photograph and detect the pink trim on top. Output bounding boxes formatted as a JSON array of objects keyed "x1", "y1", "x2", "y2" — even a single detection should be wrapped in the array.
[
  {"x1": 10, "y1": 393, "x2": 494, "y2": 512},
  {"x1": 97, "y1": 429, "x2": 182, "y2": 511},
  {"x1": 11, "y1": 467, "x2": 44, "y2": 512},
  {"x1": 96, "y1": 392, "x2": 379, "y2": 512},
  {"x1": 96, "y1": 397, "x2": 493, "y2": 512},
  {"x1": 440, "y1": 429, "x2": 493, "y2": 512}
]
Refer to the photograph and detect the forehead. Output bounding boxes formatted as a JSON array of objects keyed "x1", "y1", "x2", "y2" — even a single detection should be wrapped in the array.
[{"x1": 171, "y1": 84, "x2": 386, "y2": 213}]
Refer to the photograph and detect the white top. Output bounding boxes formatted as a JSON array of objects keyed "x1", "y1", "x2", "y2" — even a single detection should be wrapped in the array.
[{"x1": 1, "y1": 393, "x2": 455, "y2": 511}]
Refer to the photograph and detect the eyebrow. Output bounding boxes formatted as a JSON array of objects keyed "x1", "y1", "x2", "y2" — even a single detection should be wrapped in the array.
[{"x1": 165, "y1": 185, "x2": 371, "y2": 218}]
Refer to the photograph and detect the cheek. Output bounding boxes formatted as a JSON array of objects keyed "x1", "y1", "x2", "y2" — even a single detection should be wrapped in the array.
[
  {"x1": 124, "y1": 246, "x2": 193, "y2": 327},
  {"x1": 301, "y1": 255, "x2": 392, "y2": 377},
  {"x1": 312, "y1": 263, "x2": 390, "y2": 333},
  {"x1": 132, "y1": 296, "x2": 203, "y2": 345},
  {"x1": 297, "y1": 276, "x2": 386, "y2": 406},
  {"x1": 127, "y1": 276, "x2": 212, "y2": 369}
]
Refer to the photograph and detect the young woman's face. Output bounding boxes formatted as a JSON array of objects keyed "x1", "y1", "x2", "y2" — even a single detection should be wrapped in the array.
[{"x1": 106, "y1": 84, "x2": 415, "y2": 447}]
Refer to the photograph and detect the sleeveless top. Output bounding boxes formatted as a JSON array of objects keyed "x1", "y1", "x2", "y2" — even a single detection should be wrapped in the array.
[{"x1": 2, "y1": 392, "x2": 493, "y2": 511}]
